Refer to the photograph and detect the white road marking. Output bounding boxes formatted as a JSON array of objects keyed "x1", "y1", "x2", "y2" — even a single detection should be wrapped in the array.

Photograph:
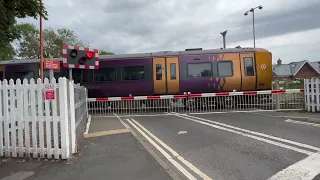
[
  {"x1": 267, "y1": 152, "x2": 320, "y2": 180},
  {"x1": 171, "y1": 113, "x2": 314, "y2": 155},
  {"x1": 0, "y1": 171, "x2": 35, "y2": 180},
  {"x1": 129, "y1": 119, "x2": 212, "y2": 180},
  {"x1": 173, "y1": 113, "x2": 320, "y2": 152},
  {"x1": 190, "y1": 109, "x2": 277, "y2": 115},
  {"x1": 84, "y1": 114, "x2": 91, "y2": 135},
  {"x1": 178, "y1": 130, "x2": 187, "y2": 135},
  {"x1": 126, "y1": 119, "x2": 198, "y2": 180},
  {"x1": 249, "y1": 112, "x2": 320, "y2": 121},
  {"x1": 285, "y1": 119, "x2": 320, "y2": 128}
]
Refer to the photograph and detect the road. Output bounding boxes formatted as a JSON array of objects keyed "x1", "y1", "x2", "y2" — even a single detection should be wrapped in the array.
[{"x1": 120, "y1": 112, "x2": 320, "y2": 180}]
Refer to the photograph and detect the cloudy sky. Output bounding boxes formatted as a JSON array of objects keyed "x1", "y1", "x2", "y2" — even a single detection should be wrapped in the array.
[{"x1": 20, "y1": 0, "x2": 320, "y2": 64}]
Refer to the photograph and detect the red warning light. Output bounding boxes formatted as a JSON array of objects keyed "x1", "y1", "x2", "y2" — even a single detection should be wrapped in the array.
[{"x1": 86, "y1": 51, "x2": 94, "y2": 59}]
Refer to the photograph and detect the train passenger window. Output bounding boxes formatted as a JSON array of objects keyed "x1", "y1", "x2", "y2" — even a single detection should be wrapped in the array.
[
  {"x1": 122, "y1": 66, "x2": 145, "y2": 81},
  {"x1": 13, "y1": 71, "x2": 34, "y2": 80},
  {"x1": 244, "y1": 57, "x2": 254, "y2": 76},
  {"x1": 94, "y1": 68, "x2": 116, "y2": 82},
  {"x1": 170, "y1": 63, "x2": 176, "y2": 80},
  {"x1": 217, "y1": 61, "x2": 233, "y2": 77},
  {"x1": 44, "y1": 70, "x2": 61, "y2": 80},
  {"x1": 187, "y1": 63, "x2": 212, "y2": 78},
  {"x1": 156, "y1": 64, "x2": 162, "y2": 80}
]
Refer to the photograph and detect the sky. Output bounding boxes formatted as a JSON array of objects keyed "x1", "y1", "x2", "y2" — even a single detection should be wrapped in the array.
[{"x1": 19, "y1": 0, "x2": 320, "y2": 64}]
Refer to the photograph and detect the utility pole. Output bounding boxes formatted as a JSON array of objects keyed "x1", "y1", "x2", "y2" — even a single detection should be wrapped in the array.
[
  {"x1": 220, "y1": 30, "x2": 227, "y2": 49},
  {"x1": 244, "y1": 5, "x2": 263, "y2": 48}
]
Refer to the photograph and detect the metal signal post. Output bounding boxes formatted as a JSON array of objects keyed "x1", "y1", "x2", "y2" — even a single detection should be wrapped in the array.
[{"x1": 39, "y1": 0, "x2": 44, "y2": 81}]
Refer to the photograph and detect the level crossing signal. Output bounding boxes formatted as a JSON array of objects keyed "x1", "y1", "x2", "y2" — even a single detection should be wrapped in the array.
[{"x1": 62, "y1": 45, "x2": 99, "y2": 69}]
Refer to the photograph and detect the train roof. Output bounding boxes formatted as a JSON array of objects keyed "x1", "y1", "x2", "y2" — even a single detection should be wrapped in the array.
[{"x1": 0, "y1": 47, "x2": 269, "y2": 65}]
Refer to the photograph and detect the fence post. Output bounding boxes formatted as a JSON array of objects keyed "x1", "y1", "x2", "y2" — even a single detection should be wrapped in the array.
[
  {"x1": 316, "y1": 78, "x2": 320, "y2": 111},
  {"x1": 59, "y1": 77, "x2": 70, "y2": 159},
  {"x1": 274, "y1": 80, "x2": 280, "y2": 109},
  {"x1": 305, "y1": 79, "x2": 310, "y2": 112},
  {"x1": 85, "y1": 88, "x2": 89, "y2": 119},
  {"x1": 69, "y1": 80, "x2": 76, "y2": 153}
]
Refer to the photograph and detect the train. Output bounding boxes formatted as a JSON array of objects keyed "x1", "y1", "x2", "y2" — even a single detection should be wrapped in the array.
[{"x1": 0, "y1": 47, "x2": 273, "y2": 99}]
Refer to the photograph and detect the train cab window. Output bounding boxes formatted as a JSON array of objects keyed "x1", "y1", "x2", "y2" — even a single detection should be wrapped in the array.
[
  {"x1": 187, "y1": 63, "x2": 212, "y2": 78},
  {"x1": 217, "y1": 61, "x2": 233, "y2": 77},
  {"x1": 170, "y1": 63, "x2": 176, "y2": 80},
  {"x1": 156, "y1": 64, "x2": 162, "y2": 80},
  {"x1": 244, "y1": 57, "x2": 254, "y2": 76},
  {"x1": 94, "y1": 67, "x2": 116, "y2": 82},
  {"x1": 122, "y1": 66, "x2": 145, "y2": 81}
]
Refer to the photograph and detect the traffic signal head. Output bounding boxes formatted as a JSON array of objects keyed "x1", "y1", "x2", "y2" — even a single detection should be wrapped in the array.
[{"x1": 62, "y1": 45, "x2": 99, "y2": 69}]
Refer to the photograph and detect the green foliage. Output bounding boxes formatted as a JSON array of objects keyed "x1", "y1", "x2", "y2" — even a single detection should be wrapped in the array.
[
  {"x1": 99, "y1": 50, "x2": 114, "y2": 55},
  {"x1": 0, "y1": 0, "x2": 48, "y2": 45},
  {"x1": 16, "y1": 24, "x2": 90, "y2": 59},
  {"x1": 0, "y1": 42, "x2": 15, "y2": 60},
  {"x1": 274, "y1": 78, "x2": 304, "y2": 89}
]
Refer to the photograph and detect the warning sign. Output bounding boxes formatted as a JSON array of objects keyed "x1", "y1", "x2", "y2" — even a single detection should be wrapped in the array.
[
  {"x1": 44, "y1": 60, "x2": 60, "y2": 70},
  {"x1": 45, "y1": 84, "x2": 55, "y2": 100}
]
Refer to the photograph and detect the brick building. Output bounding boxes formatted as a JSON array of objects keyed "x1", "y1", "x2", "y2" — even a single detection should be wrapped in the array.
[{"x1": 272, "y1": 59, "x2": 320, "y2": 80}]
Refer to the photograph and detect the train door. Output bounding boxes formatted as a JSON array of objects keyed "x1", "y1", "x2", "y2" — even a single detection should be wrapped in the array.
[
  {"x1": 240, "y1": 53, "x2": 256, "y2": 91},
  {"x1": 153, "y1": 57, "x2": 180, "y2": 94}
]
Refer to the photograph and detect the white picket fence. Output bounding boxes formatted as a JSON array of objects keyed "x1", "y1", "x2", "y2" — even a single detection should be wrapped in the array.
[
  {"x1": 0, "y1": 77, "x2": 88, "y2": 159},
  {"x1": 304, "y1": 78, "x2": 320, "y2": 112}
]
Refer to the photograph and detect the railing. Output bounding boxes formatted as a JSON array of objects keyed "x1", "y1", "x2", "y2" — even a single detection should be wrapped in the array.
[
  {"x1": 88, "y1": 89, "x2": 305, "y2": 117},
  {"x1": 68, "y1": 82, "x2": 88, "y2": 153}
]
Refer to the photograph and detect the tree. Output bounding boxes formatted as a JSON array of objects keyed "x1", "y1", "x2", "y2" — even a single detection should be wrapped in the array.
[
  {"x1": 16, "y1": 24, "x2": 89, "y2": 59},
  {"x1": 99, "y1": 50, "x2": 114, "y2": 55},
  {"x1": 0, "y1": 0, "x2": 48, "y2": 45},
  {"x1": 0, "y1": 42, "x2": 15, "y2": 60}
]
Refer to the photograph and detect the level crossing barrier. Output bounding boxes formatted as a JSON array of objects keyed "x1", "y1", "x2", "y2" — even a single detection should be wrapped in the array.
[{"x1": 87, "y1": 89, "x2": 305, "y2": 117}]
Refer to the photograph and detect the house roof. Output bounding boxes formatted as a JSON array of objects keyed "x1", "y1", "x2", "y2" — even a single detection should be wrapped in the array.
[
  {"x1": 310, "y1": 61, "x2": 320, "y2": 73},
  {"x1": 272, "y1": 64, "x2": 292, "y2": 76},
  {"x1": 273, "y1": 60, "x2": 320, "y2": 77}
]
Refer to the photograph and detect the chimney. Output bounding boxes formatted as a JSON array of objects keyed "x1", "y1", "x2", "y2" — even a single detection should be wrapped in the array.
[{"x1": 277, "y1": 58, "x2": 282, "y2": 65}]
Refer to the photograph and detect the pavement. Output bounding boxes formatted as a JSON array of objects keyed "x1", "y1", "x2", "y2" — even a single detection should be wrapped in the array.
[
  {"x1": 0, "y1": 111, "x2": 320, "y2": 180},
  {"x1": 0, "y1": 117, "x2": 174, "y2": 180}
]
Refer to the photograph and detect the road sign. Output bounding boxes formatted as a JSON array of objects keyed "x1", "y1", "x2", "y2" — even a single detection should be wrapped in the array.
[
  {"x1": 45, "y1": 84, "x2": 55, "y2": 100},
  {"x1": 44, "y1": 60, "x2": 60, "y2": 70}
]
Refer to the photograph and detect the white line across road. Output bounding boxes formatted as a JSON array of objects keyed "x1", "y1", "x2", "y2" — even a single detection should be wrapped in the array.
[
  {"x1": 171, "y1": 113, "x2": 320, "y2": 180},
  {"x1": 125, "y1": 118, "x2": 212, "y2": 180},
  {"x1": 285, "y1": 119, "x2": 320, "y2": 128},
  {"x1": 173, "y1": 113, "x2": 320, "y2": 155},
  {"x1": 171, "y1": 113, "x2": 320, "y2": 153}
]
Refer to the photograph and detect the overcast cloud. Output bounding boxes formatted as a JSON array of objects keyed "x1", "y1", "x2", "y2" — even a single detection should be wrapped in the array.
[{"x1": 20, "y1": 0, "x2": 320, "y2": 64}]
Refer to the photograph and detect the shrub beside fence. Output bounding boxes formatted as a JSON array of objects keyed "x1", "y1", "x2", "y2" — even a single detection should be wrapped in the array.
[{"x1": 0, "y1": 77, "x2": 88, "y2": 160}]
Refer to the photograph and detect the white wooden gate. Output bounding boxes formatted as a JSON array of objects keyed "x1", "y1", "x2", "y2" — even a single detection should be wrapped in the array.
[
  {"x1": 304, "y1": 78, "x2": 320, "y2": 112},
  {"x1": 0, "y1": 77, "x2": 79, "y2": 159}
]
